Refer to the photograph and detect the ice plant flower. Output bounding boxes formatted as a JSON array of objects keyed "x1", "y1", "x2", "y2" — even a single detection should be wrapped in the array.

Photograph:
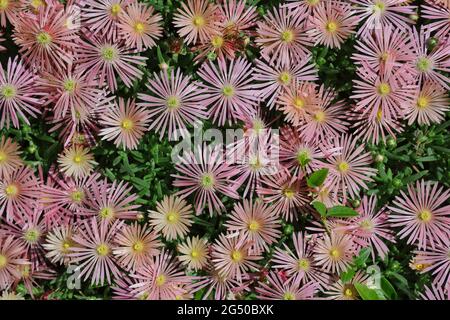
[
  {"x1": 225, "y1": 199, "x2": 281, "y2": 254},
  {"x1": 173, "y1": 0, "x2": 221, "y2": 45},
  {"x1": 325, "y1": 271, "x2": 371, "y2": 300},
  {"x1": 138, "y1": 68, "x2": 208, "y2": 140},
  {"x1": 421, "y1": 3, "x2": 450, "y2": 38},
  {"x1": 148, "y1": 195, "x2": 193, "y2": 241},
  {"x1": 0, "y1": 136, "x2": 22, "y2": 179},
  {"x1": 76, "y1": 33, "x2": 147, "y2": 92},
  {"x1": 219, "y1": 0, "x2": 258, "y2": 33},
  {"x1": 388, "y1": 180, "x2": 450, "y2": 250},
  {"x1": 419, "y1": 284, "x2": 450, "y2": 301},
  {"x1": 117, "y1": 2, "x2": 162, "y2": 51},
  {"x1": 256, "y1": 4, "x2": 312, "y2": 63},
  {"x1": 256, "y1": 272, "x2": 317, "y2": 300},
  {"x1": 198, "y1": 57, "x2": 258, "y2": 126},
  {"x1": 415, "y1": 237, "x2": 450, "y2": 288},
  {"x1": 0, "y1": 236, "x2": 29, "y2": 290},
  {"x1": 0, "y1": 57, "x2": 42, "y2": 129},
  {"x1": 0, "y1": 0, "x2": 20, "y2": 27},
  {"x1": 57, "y1": 145, "x2": 97, "y2": 179},
  {"x1": 42, "y1": 224, "x2": 75, "y2": 265},
  {"x1": 313, "y1": 232, "x2": 355, "y2": 274},
  {"x1": 113, "y1": 222, "x2": 161, "y2": 272},
  {"x1": 99, "y1": 98, "x2": 150, "y2": 150},
  {"x1": 172, "y1": 144, "x2": 239, "y2": 216},
  {"x1": 70, "y1": 218, "x2": 122, "y2": 285},
  {"x1": 177, "y1": 236, "x2": 210, "y2": 271}
]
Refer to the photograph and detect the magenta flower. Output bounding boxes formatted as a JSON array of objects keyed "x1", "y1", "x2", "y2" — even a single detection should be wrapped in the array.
[
  {"x1": 219, "y1": 0, "x2": 258, "y2": 33},
  {"x1": 388, "y1": 180, "x2": 450, "y2": 250},
  {"x1": 172, "y1": 144, "x2": 239, "y2": 216},
  {"x1": 325, "y1": 270, "x2": 371, "y2": 300},
  {"x1": 0, "y1": 0, "x2": 20, "y2": 27},
  {"x1": 284, "y1": 0, "x2": 325, "y2": 14},
  {"x1": 76, "y1": 33, "x2": 147, "y2": 92},
  {"x1": 99, "y1": 97, "x2": 150, "y2": 150},
  {"x1": 419, "y1": 284, "x2": 450, "y2": 301},
  {"x1": 415, "y1": 237, "x2": 450, "y2": 289},
  {"x1": 198, "y1": 57, "x2": 258, "y2": 126},
  {"x1": 256, "y1": 4, "x2": 311, "y2": 63},
  {"x1": 422, "y1": 3, "x2": 450, "y2": 38},
  {"x1": 138, "y1": 68, "x2": 208, "y2": 140},
  {"x1": 0, "y1": 136, "x2": 23, "y2": 179},
  {"x1": 313, "y1": 231, "x2": 356, "y2": 274},
  {"x1": 0, "y1": 236, "x2": 29, "y2": 290},
  {"x1": 0, "y1": 57, "x2": 43, "y2": 129},
  {"x1": 70, "y1": 217, "x2": 122, "y2": 285},
  {"x1": 256, "y1": 272, "x2": 317, "y2": 300}
]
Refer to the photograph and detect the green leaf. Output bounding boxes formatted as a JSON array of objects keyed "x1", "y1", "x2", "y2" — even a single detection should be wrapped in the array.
[
  {"x1": 354, "y1": 283, "x2": 383, "y2": 300},
  {"x1": 340, "y1": 267, "x2": 356, "y2": 283},
  {"x1": 380, "y1": 277, "x2": 397, "y2": 300},
  {"x1": 327, "y1": 206, "x2": 359, "y2": 218},
  {"x1": 353, "y1": 247, "x2": 371, "y2": 267},
  {"x1": 312, "y1": 201, "x2": 327, "y2": 217},
  {"x1": 307, "y1": 168, "x2": 329, "y2": 188}
]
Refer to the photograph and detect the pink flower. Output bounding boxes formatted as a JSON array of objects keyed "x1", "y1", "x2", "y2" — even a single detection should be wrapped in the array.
[
  {"x1": 256, "y1": 4, "x2": 312, "y2": 63},
  {"x1": 419, "y1": 284, "x2": 450, "y2": 300},
  {"x1": 43, "y1": 224, "x2": 76, "y2": 266},
  {"x1": 308, "y1": 1, "x2": 359, "y2": 49},
  {"x1": 284, "y1": 0, "x2": 325, "y2": 14},
  {"x1": 313, "y1": 231, "x2": 356, "y2": 274},
  {"x1": 422, "y1": 3, "x2": 450, "y2": 39},
  {"x1": 198, "y1": 57, "x2": 258, "y2": 126},
  {"x1": 0, "y1": 136, "x2": 23, "y2": 179},
  {"x1": 0, "y1": 0, "x2": 20, "y2": 27},
  {"x1": 57, "y1": 145, "x2": 97, "y2": 179},
  {"x1": 256, "y1": 272, "x2": 317, "y2": 300},
  {"x1": 0, "y1": 236, "x2": 29, "y2": 290},
  {"x1": 99, "y1": 97, "x2": 150, "y2": 150},
  {"x1": 75, "y1": 33, "x2": 147, "y2": 92},
  {"x1": 219, "y1": 0, "x2": 258, "y2": 33},
  {"x1": 137, "y1": 68, "x2": 208, "y2": 140},
  {"x1": 388, "y1": 180, "x2": 450, "y2": 250},
  {"x1": 225, "y1": 199, "x2": 281, "y2": 254},
  {"x1": 177, "y1": 236, "x2": 210, "y2": 271},
  {"x1": 172, "y1": 144, "x2": 239, "y2": 216},
  {"x1": 415, "y1": 237, "x2": 450, "y2": 288},
  {"x1": 117, "y1": 2, "x2": 163, "y2": 51},
  {"x1": 0, "y1": 57, "x2": 43, "y2": 129},
  {"x1": 325, "y1": 270, "x2": 371, "y2": 300}
]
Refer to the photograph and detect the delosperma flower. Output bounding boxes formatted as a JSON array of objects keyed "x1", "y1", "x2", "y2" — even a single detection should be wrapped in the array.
[
  {"x1": 0, "y1": 0, "x2": 20, "y2": 27},
  {"x1": 219, "y1": 0, "x2": 258, "y2": 33},
  {"x1": 0, "y1": 57, "x2": 43, "y2": 129},
  {"x1": 256, "y1": 4, "x2": 312, "y2": 63},
  {"x1": 70, "y1": 217, "x2": 122, "y2": 285},
  {"x1": 325, "y1": 270, "x2": 371, "y2": 300},
  {"x1": 225, "y1": 199, "x2": 281, "y2": 254},
  {"x1": 198, "y1": 57, "x2": 258, "y2": 126},
  {"x1": 421, "y1": 3, "x2": 450, "y2": 39},
  {"x1": 388, "y1": 180, "x2": 450, "y2": 250},
  {"x1": 308, "y1": 1, "x2": 359, "y2": 49},
  {"x1": 415, "y1": 237, "x2": 450, "y2": 289},
  {"x1": 419, "y1": 284, "x2": 450, "y2": 301},
  {"x1": 313, "y1": 232, "x2": 355, "y2": 274},
  {"x1": 177, "y1": 236, "x2": 210, "y2": 271},
  {"x1": 138, "y1": 68, "x2": 208, "y2": 140},
  {"x1": 0, "y1": 136, "x2": 22, "y2": 179},
  {"x1": 256, "y1": 272, "x2": 317, "y2": 300},
  {"x1": 57, "y1": 145, "x2": 97, "y2": 179},
  {"x1": 117, "y1": 2, "x2": 163, "y2": 51},
  {"x1": 148, "y1": 195, "x2": 193, "y2": 241},
  {"x1": 284, "y1": 0, "x2": 324, "y2": 14},
  {"x1": 99, "y1": 97, "x2": 150, "y2": 150},
  {"x1": 0, "y1": 236, "x2": 29, "y2": 290},
  {"x1": 76, "y1": 33, "x2": 147, "y2": 92},
  {"x1": 42, "y1": 224, "x2": 76, "y2": 265},
  {"x1": 173, "y1": 0, "x2": 221, "y2": 45}
]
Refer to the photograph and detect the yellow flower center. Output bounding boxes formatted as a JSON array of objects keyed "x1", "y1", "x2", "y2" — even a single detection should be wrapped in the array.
[
  {"x1": 231, "y1": 250, "x2": 243, "y2": 262},
  {"x1": 307, "y1": 0, "x2": 320, "y2": 4},
  {"x1": 36, "y1": 31, "x2": 52, "y2": 45},
  {"x1": 360, "y1": 219, "x2": 374, "y2": 231},
  {"x1": 377, "y1": 82, "x2": 391, "y2": 96},
  {"x1": 278, "y1": 72, "x2": 292, "y2": 85},
  {"x1": 5, "y1": 184, "x2": 18, "y2": 197},
  {"x1": 337, "y1": 161, "x2": 349, "y2": 173},
  {"x1": 373, "y1": 1, "x2": 386, "y2": 13},
  {"x1": 110, "y1": 3, "x2": 121, "y2": 16},
  {"x1": 376, "y1": 107, "x2": 383, "y2": 122},
  {"x1": 191, "y1": 249, "x2": 199, "y2": 258},
  {"x1": 211, "y1": 35, "x2": 224, "y2": 48},
  {"x1": 293, "y1": 97, "x2": 305, "y2": 109},
  {"x1": 63, "y1": 79, "x2": 77, "y2": 93},
  {"x1": 101, "y1": 46, "x2": 118, "y2": 62},
  {"x1": 201, "y1": 173, "x2": 215, "y2": 188},
  {"x1": 96, "y1": 244, "x2": 110, "y2": 256},
  {"x1": 281, "y1": 30, "x2": 294, "y2": 43},
  {"x1": 133, "y1": 241, "x2": 144, "y2": 252},
  {"x1": 283, "y1": 292, "x2": 295, "y2": 300},
  {"x1": 193, "y1": 16, "x2": 205, "y2": 27},
  {"x1": 416, "y1": 57, "x2": 432, "y2": 72},
  {"x1": 166, "y1": 211, "x2": 179, "y2": 223},
  {"x1": 418, "y1": 209, "x2": 432, "y2": 222},
  {"x1": 99, "y1": 207, "x2": 115, "y2": 220},
  {"x1": 134, "y1": 22, "x2": 145, "y2": 34},
  {"x1": 249, "y1": 156, "x2": 263, "y2": 170},
  {"x1": 222, "y1": 84, "x2": 235, "y2": 97},
  {"x1": 417, "y1": 96, "x2": 429, "y2": 109},
  {"x1": 283, "y1": 187, "x2": 296, "y2": 199},
  {"x1": 329, "y1": 248, "x2": 341, "y2": 260},
  {"x1": 70, "y1": 190, "x2": 84, "y2": 203},
  {"x1": 379, "y1": 52, "x2": 389, "y2": 62},
  {"x1": 73, "y1": 155, "x2": 83, "y2": 164},
  {"x1": 0, "y1": 84, "x2": 17, "y2": 99},
  {"x1": 326, "y1": 21, "x2": 338, "y2": 33},
  {"x1": 0, "y1": 254, "x2": 8, "y2": 269},
  {"x1": 314, "y1": 110, "x2": 325, "y2": 122},
  {"x1": 62, "y1": 241, "x2": 71, "y2": 251},
  {"x1": 297, "y1": 258, "x2": 310, "y2": 271},
  {"x1": 344, "y1": 286, "x2": 355, "y2": 298},
  {"x1": 31, "y1": 0, "x2": 44, "y2": 9},
  {"x1": 121, "y1": 118, "x2": 134, "y2": 131},
  {"x1": 252, "y1": 119, "x2": 265, "y2": 135},
  {"x1": 296, "y1": 149, "x2": 311, "y2": 167},
  {"x1": 166, "y1": 96, "x2": 180, "y2": 109},
  {"x1": 24, "y1": 228, "x2": 41, "y2": 243},
  {"x1": 0, "y1": 151, "x2": 7, "y2": 163},
  {"x1": 155, "y1": 274, "x2": 166, "y2": 286},
  {"x1": 0, "y1": 0, "x2": 9, "y2": 10},
  {"x1": 248, "y1": 220, "x2": 260, "y2": 232}
]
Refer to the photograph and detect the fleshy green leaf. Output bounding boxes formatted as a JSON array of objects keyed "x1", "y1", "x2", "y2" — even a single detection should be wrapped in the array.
[
  {"x1": 307, "y1": 168, "x2": 329, "y2": 188},
  {"x1": 327, "y1": 206, "x2": 359, "y2": 218}
]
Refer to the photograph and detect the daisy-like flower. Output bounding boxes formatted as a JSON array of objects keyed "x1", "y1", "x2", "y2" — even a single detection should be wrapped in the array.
[
  {"x1": 80, "y1": 178, "x2": 140, "y2": 222},
  {"x1": 99, "y1": 98, "x2": 150, "y2": 150},
  {"x1": 0, "y1": 291, "x2": 25, "y2": 300},
  {"x1": 70, "y1": 217, "x2": 122, "y2": 285},
  {"x1": 419, "y1": 284, "x2": 450, "y2": 300},
  {"x1": 82, "y1": 0, "x2": 131, "y2": 41},
  {"x1": 198, "y1": 57, "x2": 257, "y2": 126},
  {"x1": 326, "y1": 134, "x2": 377, "y2": 202},
  {"x1": 404, "y1": 81, "x2": 450, "y2": 125},
  {"x1": 272, "y1": 232, "x2": 329, "y2": 287},
  {"x1": 219, "y1": 0, "x2": 258, "y2": 33},
  {"x1": 138, "y1": 68, "x2": 208, "y2": 140},
  {"x1": 0, "y1": 0, "x2": 20, "y2": 27},
  {"x1": 148, "y1": 195, "x2": 193, "y2": 241},
  {"x1": 276, "y1": 81, "x2": 318, "y2": 126},
  {"x1": 57, "y1": 145, "x2": 97, "y2": 179},
  {"x1": 76, "y1": 33, "x2": 147, "y2": 92},
  {"x1": 0, "y1": 57, "x2": 42, "y2": 129},
  {"x1": 0, "y1": 166, "x2": 40, "y2": 220},
  {"x1": 177, "y1": 236, "x2": 210, "y2": 271},
  {"x1": 285, "y1": 0, "x2": 324, "y2": 14},
  {"x1": 350, "y1": 0, "x2": 416, "y2": 37},
  {"x1": 193, "y1": 266, "x2": 249, "y2": 299},
  {"x1": 131, "y1": 250, "x2": 192, "y2": 300},
  {"x1": 325, "y1": 271, "x2": 371, "y2": 300},
  {"x1": 256, "y1": 5, "x2": 312, "y2": 63},
  {"x1": 422, "y1": 3, "x2": 450, "y2": 39},
  {"x1": 173, "y1": 0, "x2": 221, "y2": 45},
  {"x1": 308, "y1": 1, "x2": 359, "y2": 49},
  {"x1": 415, "y1": 237, "x2": 450, "y2": 288},
  {"x1": 113, "y1": 222, "x2": 161, "y2": 272},
  {"x1": 314, "y1": 232, "x2": 355, "y2": 274},
  {"x1": 257, "y1": 171, "x2": 309, "y2": 222},
  {"x1": 350, "y1": 195, "x2": 395, "y2": 260},
  {"x1": 172, "y1": 144, "x2": 239, "y2": 216},
  {"x1": 118, "y1": 2, "x2": 162, "y2": 51},
  {"x1": 42, "y1": 224, "x2": 76, "y2": 265},
  {"x1": 409, "y1": 26, "x2": 450, "y2": 89},
  {"x1": 0, "y1": 136, "x2": 22, "y2": 179},
  {"x1": 13, "y1": 6, "x2": 78, "y2": 72},
  {"x1": 253, "y1": 56, "x2": 318, "y2": 108},
  {"x1": 0, "y1": 236, "x2": 29, "y2": 290},
  {"x1": 388, "y1": 180, "x2": 450, "y2": 250},
  {"x1": 298, "y1": 85, "x2": 349, "y2": 143},
  {"x1": 225, "y1": 199, "x2": 281, "y2": 254},
  {"x1": 212, "y1": 233, "x2": 262, "y2": 282},
  {"x1": 353, "y1": 26, "x2": 415, "y2": 76},
  {"x1": 256, "y1": 272, "x2": 317, "y2": 300}
]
